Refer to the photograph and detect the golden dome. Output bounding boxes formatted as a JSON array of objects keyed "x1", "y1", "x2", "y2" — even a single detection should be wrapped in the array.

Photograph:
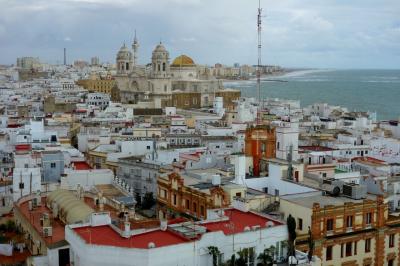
[{"x1": 171, "y1": 55, "x2": 196, "y2": 67}]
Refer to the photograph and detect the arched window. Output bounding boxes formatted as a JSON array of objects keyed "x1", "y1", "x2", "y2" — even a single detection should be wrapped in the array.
[
  {"x1": 126, "y1": 62, "x2": 129, "y2": 70},
  {"x1": 163, "y1": 62, "x2": 166, "y2": 71},
  {"x1": 158, "y1": 64, "x2": 161, "y2": 71}
]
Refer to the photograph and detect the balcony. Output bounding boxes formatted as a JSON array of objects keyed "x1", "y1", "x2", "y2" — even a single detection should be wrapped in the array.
[
  {"x1": 345, "y1": 227, "x2": 353, "y2": 233},
  {"x1": 326, "y1": 230, "x2": 334, "y2": 236}
]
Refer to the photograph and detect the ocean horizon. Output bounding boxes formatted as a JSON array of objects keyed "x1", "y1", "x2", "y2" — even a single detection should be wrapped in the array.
[{"x1": 224, "y1": 69, "x2": 400, "y2": 121}]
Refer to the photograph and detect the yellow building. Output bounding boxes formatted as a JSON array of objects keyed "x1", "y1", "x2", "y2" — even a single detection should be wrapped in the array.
[
  {"x1": 279, "y1": 192, "x2": 400, "y2": 266},
  {"x1": 76, "y1": 78, "x2": 117, "y2": 96}
]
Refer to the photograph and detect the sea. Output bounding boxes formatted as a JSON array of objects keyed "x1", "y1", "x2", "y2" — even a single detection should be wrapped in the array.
[{"x1": 223, "y1": 69, "x2": 400, "y2": 121}]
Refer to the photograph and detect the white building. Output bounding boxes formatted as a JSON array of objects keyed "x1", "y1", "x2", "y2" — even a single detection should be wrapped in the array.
[
  {"x1": 65, "y1": 208, "x2": 289, "y2": 266},
  {"x1": 86, "y1": 93, "x2": 110, "y2": 110},
  {"x1": 275, "y1": 119, "x2": 299, "y2": 161}
]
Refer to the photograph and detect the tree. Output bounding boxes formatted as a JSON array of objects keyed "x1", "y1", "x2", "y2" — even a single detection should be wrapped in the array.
[
  {"x1": 208, "y1": 246, "x2": 221, "y2": 266},
  {"x1": 307, "y1": 226, "x2": 314, "y2": 262},
  {"x1": 257, "y1": 245, "x2": 276, "y2": 266},
  {"x1": 236, "y1": 248, "x2": 255, "y2": 266},
  {"x1": 135, "y1": 193, "x2": 141, "y2": 207},
  {"x1": 141, "y1": 192, "x2": 156, "y2": 209},
  {"x1": 286, "y1": 214, "x2": 297, "y2": 258}
]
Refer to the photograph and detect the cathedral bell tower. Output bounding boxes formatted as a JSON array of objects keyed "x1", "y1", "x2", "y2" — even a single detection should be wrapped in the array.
[
  {"x1": 151, "y1": 42, "x2": 170, "y2": 78},
  {"x1": 116, "y1": 43, "x2": 133, "y2": 75}
]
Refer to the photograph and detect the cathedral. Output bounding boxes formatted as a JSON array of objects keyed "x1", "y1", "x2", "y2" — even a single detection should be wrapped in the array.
[{"x1": 114, "y1": 34, "x2": 225, "y2": 108}]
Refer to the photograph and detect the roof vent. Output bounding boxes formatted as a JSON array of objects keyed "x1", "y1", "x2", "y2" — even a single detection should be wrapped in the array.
[
  {"x1": 160, "y1": 220, "x2": 167, "y2": 231},
  {"x1": 148, "y1": 242, "x2": 156, "y2": 249},
  {"x1": 266, "y1": 221, "x2": 274, "y2": 228}
]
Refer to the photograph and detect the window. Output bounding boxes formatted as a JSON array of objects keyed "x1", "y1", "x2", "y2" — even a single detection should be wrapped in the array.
[
  {"x1": 389, "y1": 234, "x2": 395, "y2": 248},
  {"x1": 146, "y1": 145, "x2": 151, "y2": 150},
  {"x1": 50, "y1": 162, "x2": 56, "y2": 168},
  {"x1": 389, "y1": 259, "x2": 394, "y2": 266},
  {"x1": 275, "y1": 189, "x2": 279, "y2": 196},
  {"x1": 340, "y1": 243, "x2": 344, "y2": 258},
  {"x1": 354, "y1": 241, "x2": 357, "y2": 255},
  {"x1": 365, "y1": 238, "x2": 371, "y2": 252},
  {"x1": 326, "y1": 218, "x2": 334, "y2": 231},
  {"x1": 193, "y1": 202, "x2": 197, "y2": 213},
  {"x1": 346, "y1": 215, "x2": 353, "y2": 228},
  {"x1": 173, "y1": 194, "x2": 177, "y2": 205},
  {"x1": 277, "y1": 142, "x2": 280, "y2": 150},
  {"x1": 186, "y1": 199, "x2": 190, "y2": 209},
  {"x1": 322, "y1": 173, "x2": 327, "y2": 178},
  {"x1": 200, "y1": 205, "x2": 205, "y2": 217},
  {"x1": 345, "y1": 242, "x2": 352, "y2": 257},
  {"x1": 326, "y1": 246, "x2": 332, "y2": 261},
  {"x1": 365, "y1": 212, "x2": 372, "y2": 225},
  {"x1": 298, "y1": 218, "x2": 303, "y2": 231}
]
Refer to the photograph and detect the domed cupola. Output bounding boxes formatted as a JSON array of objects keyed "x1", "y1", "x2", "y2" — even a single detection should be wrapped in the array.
[
  {"x1": 151, "y1": 42, "x2": 170, "y2": 78},
  {"x1": 116, "y1": 43, "x2": 133, "y2": 75}
]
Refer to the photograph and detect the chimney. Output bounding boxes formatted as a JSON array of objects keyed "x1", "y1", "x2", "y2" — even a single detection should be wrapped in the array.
[{"x1": 122, "y1": 221, "x2": 131, "y2": 238}]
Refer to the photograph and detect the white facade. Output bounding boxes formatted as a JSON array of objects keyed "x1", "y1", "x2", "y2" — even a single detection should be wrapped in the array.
[
  {"x1": 61, "y1": 169, "x2": 114, "y2": 191},
  {"x1": 86, "y1": 93, "x2": 110, "y2": 110},
  {"x1": 275, "y1": 120, "x2": 299, "y2": 161}
]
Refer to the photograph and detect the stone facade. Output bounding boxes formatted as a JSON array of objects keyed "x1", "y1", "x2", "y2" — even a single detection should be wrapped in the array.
[
  {"x1": 157, "y1": 172, "x2": 229, "y2": 220},
  {"x1": 294, "y1": 195, "x2": 400, "y2": 266}
]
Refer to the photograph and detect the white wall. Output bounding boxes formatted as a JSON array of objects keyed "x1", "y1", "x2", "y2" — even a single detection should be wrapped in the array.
[{"x1": 61, "y1": 169, "x2": 113, "y2": 191}]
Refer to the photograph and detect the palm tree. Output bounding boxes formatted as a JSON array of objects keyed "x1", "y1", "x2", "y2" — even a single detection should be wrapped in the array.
[
  {"x1": 257, "y1": 246, "x2": 276, "y2": 266},
  {"x1": 208, "y1": 246, "x2": 221, "y2": 266}
]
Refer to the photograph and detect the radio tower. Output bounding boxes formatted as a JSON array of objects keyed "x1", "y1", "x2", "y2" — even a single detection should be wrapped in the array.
[{"x1": 256, "y1": 0, "x2": 262, "y2": 125}]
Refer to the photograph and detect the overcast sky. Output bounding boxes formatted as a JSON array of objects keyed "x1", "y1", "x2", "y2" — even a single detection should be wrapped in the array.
[{"x1": 0, "y1": 0, "x2": 399, "y2": 68}]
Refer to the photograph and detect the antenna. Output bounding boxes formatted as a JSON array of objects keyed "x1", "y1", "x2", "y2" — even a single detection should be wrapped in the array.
[{"x1": 256, "y1": 0, "x2": 262, "y2": 125}]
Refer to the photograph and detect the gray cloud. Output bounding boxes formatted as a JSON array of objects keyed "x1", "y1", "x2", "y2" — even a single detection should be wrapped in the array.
[{"x1": 0, "y1": 0, "x2": 399, "y2": 68}]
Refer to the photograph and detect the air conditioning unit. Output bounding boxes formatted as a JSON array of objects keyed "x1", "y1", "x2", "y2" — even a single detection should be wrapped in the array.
[
  {"x1": 321, "y1": 184, "x2": 341, "y2": 197},
  {"x1": 342, "y1": 183, "x2": 367, "y2": 200},
  {"x1": 322, "y1": 178, "x2": 344, "y2": 197},
  {"x1": 43, "y1": 226, "x2": 52, "y2": 237}
]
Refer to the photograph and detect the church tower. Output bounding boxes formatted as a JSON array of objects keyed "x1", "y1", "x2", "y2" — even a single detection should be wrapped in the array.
[
  {"x1": 132, "y1": 30, "x2": 139, "y2": 66},
  {"x1": 116, "y1": 43, "x2": 133, "y2": 75},
  {"x1": 151, "y1": 42, "x2": 170, "y2": 78}
]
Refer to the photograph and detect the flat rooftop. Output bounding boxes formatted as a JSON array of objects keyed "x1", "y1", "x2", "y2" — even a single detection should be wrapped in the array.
[
  {"x1": 73, "y1": 226, "x2": 190, "y2": 249},
  {"x1": 281, "y1": 191, "x2": 377, "y2": 209},
  {"x1": 202, "y1": 209, "x2": 282, "y2": 235},
  {"x1": 17, "y1": 197, "x2": 66, "y2": 246}
]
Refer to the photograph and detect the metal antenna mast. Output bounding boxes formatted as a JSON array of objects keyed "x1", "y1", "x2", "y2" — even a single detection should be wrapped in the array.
[{"x1": 256, "y1": 0, "x2": 262, "y2": 125}]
